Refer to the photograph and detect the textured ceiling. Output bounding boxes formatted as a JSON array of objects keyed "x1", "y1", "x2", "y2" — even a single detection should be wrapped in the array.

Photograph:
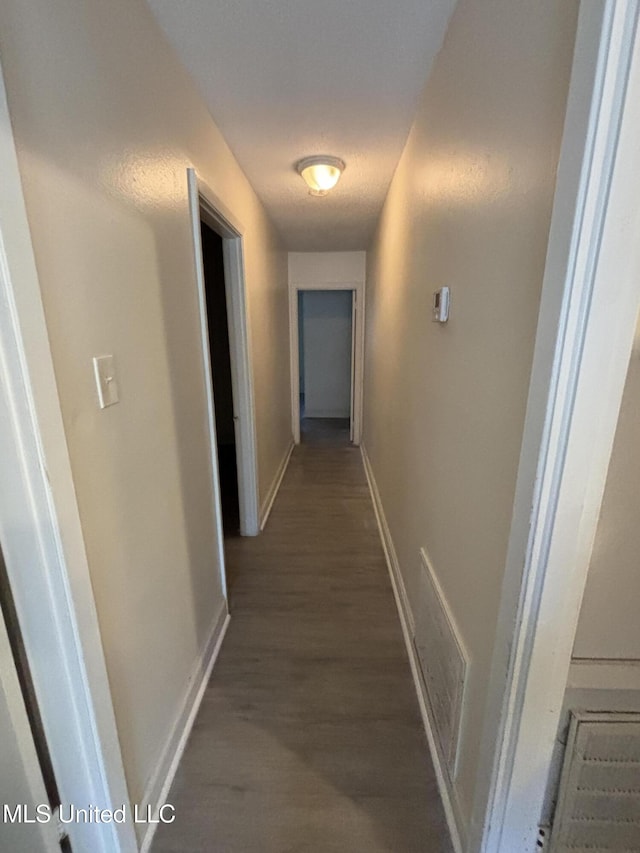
[{"x1": 147, "y1": 0, "x2": 456, "y2": 250}]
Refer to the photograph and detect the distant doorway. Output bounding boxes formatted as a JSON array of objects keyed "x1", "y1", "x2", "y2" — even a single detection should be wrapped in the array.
[
  {"x1": 297, "y1": 289, "x2": 355, "y2": 445},
  {"x1": 289, "y1": 279, "x2": 364, "y2": 446},
  {"x1": 200, "y1": 222, "x2": 240, "y2": 534}
]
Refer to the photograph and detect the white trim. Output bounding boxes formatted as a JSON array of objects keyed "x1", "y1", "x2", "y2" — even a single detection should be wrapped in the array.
[
  {"x1": 187, "y1": 170, "x2": 228, "y2": 599},
  {"x1": 289, "y1": 279, "x2": 365, "y2": 445},
  {"x1": 418, "y1": 546, "x2": 469, "y2": 779},
  {"x1": 188, "y1": 169, "x2": 260, "y2": 547},
  {"x1": 349, "y1": 289, "x2": 357, "y2": 443},
  {"x1": 139, "y1": 607, "x2": 230, "y2": 853},
  {"x1": 356, "y1": 284, "x2": 366, "y2": 443},
  {"x1": 222, "y1": 238, "x2": 260, "y2": 536},
  {"x1": 260, "y1": 440, "x2": 294, "y2": 530},
  {"x1": 0, "y1": 65, "x2": 136, "y2": 853},
  {"x1": 199, "y1": 176, "x2": 260, "y2": 537},
  {"x1": 568, "y1": 659, "x2": 640, "y2": 693},
  {"x1": 0, "y1": 600, "x2": 60, "y2": 852},
  {"x1": 289, "y1": 285, "x2": 299, "y2": 441},
  {"x1": 361, "y1": 444, "x2": 464, "y2": 853},
  {"x1": 361, "y1": 446, "x2": 414, "y2": 636},
  {"x1": 470, "y1": 4, "x2": 640, "y2": 852}
]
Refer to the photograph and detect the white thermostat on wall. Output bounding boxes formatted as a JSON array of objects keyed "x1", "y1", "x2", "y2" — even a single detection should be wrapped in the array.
[{"x1": 432, "y1": 286, "x2": 450, "y2": 323}]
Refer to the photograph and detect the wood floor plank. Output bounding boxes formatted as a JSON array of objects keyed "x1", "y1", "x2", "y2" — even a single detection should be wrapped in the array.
[{"x1": 152, "y1": 422, "x2": 452, "y2": 853}]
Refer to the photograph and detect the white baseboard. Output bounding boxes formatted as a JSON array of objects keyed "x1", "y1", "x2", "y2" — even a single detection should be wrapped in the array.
[
  {"x1": 139, "y1": 604, "x2": 230, "y2": 853},
  {"x1": 260, "y1": 439, "x2": 294, "y2": 530},
  {"x1": 360, "y1": 444, "x2": 465, "y2": 853}
]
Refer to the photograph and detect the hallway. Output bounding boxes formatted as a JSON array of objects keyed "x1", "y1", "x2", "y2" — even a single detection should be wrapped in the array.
[{"x1": 152, "y1": 426, "x2": 452, "y2": 852}]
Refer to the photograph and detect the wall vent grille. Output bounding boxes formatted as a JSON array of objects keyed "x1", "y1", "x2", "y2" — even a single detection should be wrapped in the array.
[
  {"x1": 413, "y1": 548, "x2": 467, "y2": 776},
  {"x1": 550, "y1": 712, "x2": 640, "y2": 852}
]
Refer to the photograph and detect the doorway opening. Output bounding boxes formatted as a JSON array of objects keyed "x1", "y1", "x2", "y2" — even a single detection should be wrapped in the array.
[
  {"x1": 289, "y1": 279, "x2": 364, "y2": 447},
  {"x1": 297, "y1": 289, "x2": 354, "y2": 447},
  {"x1": 200, "y1": 223, "x2": 240, "y2": 535},
  {"x1": 187, "y1": 168, "x2": 261, "y2": 569}
]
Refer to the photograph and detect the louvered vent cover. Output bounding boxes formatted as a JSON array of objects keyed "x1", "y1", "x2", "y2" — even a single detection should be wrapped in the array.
[
  {"x1": 413, "y1": 548, "x2": 467, "y2": 776},
  {"x1": 550, "y1": 712, "x2": 640, "y2": 852}
]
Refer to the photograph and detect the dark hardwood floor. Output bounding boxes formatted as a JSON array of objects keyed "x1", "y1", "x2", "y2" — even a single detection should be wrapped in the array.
[
  {"x1": 152, "y1": 419, "x2": 452, "y2": 852},
  {"x1": 300, "y1": 416, "x2": 350, "y2": 447}
]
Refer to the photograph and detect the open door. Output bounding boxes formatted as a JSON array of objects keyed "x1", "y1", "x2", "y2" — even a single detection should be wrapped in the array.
[
  {"x1": 200, "y1": 222, "x2": 240, "y2": 535},
  {"x1": 188, "y1": 169, "x2": 260, "y2": 542},
  {"x1": 290, "y1": 281, "x2": 363, "y2": 446}
]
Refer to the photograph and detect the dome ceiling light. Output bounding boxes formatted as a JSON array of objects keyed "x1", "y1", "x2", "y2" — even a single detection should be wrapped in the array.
[{"x1": 296, "y1": 156, "x2": 345, "y2": 197}]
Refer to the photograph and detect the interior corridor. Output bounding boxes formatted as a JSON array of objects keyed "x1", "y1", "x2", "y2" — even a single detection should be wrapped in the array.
[{"x1": 152, "y1": 424, "x2": 452, "y2": 853}]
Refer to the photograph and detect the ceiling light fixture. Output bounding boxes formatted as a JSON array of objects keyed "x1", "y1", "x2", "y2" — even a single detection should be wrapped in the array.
[{"x1": 296, "y1": 156, "x2": 345, "y2": 197}]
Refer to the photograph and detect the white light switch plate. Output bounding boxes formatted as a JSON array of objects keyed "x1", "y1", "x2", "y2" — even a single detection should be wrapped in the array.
[
  {"x1": 432, "y1": 286, "x2": 450, "y2": 323},
  {"x1": 92, "y1": 355, "x2": 119, "y2": 409}
]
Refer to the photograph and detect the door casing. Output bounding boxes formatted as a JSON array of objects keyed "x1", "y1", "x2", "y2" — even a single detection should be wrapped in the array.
[
  {"x1": 187, "y1": 169, "x2": 260, "y2": 552},
  {"x1": 469, "y1": 2, "x2": 640, "y2": 850},
  {"x1": 289, "y1": 280, "x2": 365, "y2": 444}
]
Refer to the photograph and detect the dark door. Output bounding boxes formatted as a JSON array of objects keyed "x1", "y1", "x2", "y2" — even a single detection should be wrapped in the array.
[{"x1": 200, "y1": 222, "x2": 240, "y2": 534}]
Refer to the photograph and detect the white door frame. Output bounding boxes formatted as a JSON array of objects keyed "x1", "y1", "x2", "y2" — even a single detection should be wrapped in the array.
[
  {"x1": 349, "y1": 289, "x2": 357, "y2": 443},
  {"x1": 187, "y1": 169, "x2": 260, "y2": 551},
  {"x1": 0, "y1": 66, "x2": 136, "y2": 853},
  {"x1": 470, "y1": 3, "x2": 640, "y2": 851},
  {"x1": 0, "y1": 592, "x2": 60, "y2": 853},
  {"x1": 289, "y1": 280, "x2": 365, "y2": 444}
]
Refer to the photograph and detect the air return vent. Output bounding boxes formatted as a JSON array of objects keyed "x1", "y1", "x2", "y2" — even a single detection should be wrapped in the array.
[
  {"x1": 550, "y1": 712, "x2": 640, "y2": 852},
  {"x1": 413, "y1": 548, "x2": 467, "y2": 776}
]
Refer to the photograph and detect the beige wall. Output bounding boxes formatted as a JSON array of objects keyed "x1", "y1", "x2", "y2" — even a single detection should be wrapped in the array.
[
  {"x1": 0, "y1": 0, "x2": 290, "y2": 813},
  {"x1": 573, "y1": 314, "x2": 640, "y2": 660},
  {"x1": 289, "y1": 251, "x2": 366, "y2": 285},
  {"x1": 362, "y1": 0, "x2": 578, "y2": 832}
]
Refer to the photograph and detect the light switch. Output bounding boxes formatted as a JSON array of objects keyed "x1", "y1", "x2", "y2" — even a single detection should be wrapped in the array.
[
  {"x1": 92, "y1": 355, "x2": 119, "y2": 409},
  {"x1": 432, "y1": 286, "x2": 450, "y2": 323}
]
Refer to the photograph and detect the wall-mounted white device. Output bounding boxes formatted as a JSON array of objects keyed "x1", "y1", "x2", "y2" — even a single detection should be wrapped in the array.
[
  {"x1": 93, "y1": 355, "x2": 119, "y2": 409},
  {"x1": 432, "y1": 286, "x2": 450, "y2": 323}
]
